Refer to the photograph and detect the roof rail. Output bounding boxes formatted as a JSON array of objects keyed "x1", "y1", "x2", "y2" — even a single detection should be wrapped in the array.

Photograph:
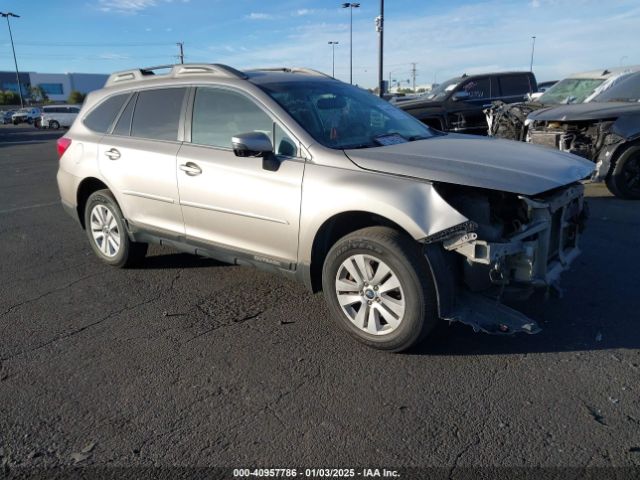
[
  {"x1": 249, "y1": 67, "x2": 334, "y2": 79},
  {"x1": 105, "y1": 63, "x2": 247, "y2": 87}
]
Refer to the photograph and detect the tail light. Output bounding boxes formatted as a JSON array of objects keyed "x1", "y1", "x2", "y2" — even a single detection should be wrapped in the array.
[{"x1": 57, "y1": 137, "x2": 72, "y2": 159}]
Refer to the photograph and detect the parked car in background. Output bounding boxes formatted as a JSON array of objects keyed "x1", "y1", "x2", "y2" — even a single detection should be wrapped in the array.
[
  {"x1": 486, "y1": 65, "x2": 640, "y2": 140},
  {"x1": 40, "y1": 105, "x2": 81, "y2": 129},
  {"x1": 397, "y1": 71, "x2": 537, "y2": 134},
  {"x1": 11, "y1": 107, "x2": 41, "y2": 125},
  {"x1": 57, "y1": 63, "x2": 592, "y2": 351},
  {"x1": 525, "y1": 74, "x2": 640, "y2": 199},
  {"x1": 1, "y1": 110, "x2": 16, "y2": 124}
]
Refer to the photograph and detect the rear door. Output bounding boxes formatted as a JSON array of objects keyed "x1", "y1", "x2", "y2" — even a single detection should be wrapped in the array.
[
  {"x1": 98, "y1": 87, "x2": 187, "y2": 236},
  {"x1": 498, "y1": 74, "x2": 535, "y2": 103},
  {"x1": 176, "y1": 86, "x2": 305, "y2": 264}
]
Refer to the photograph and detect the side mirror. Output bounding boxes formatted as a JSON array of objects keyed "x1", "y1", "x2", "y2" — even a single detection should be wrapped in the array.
[
  {"x1": 451, "y1": 91, "x2": 470, "y2": 102},
  {"x1": 231, "y1": 131, "x2": 273, "y2": 157}
]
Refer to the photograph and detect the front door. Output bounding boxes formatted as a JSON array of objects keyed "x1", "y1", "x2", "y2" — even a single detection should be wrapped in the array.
[
  {"x1": 176, "y1": 86, "x2": 305, "y2": 265},
  {"x1": 447, "y1": 76, "x2": 498, "y2": 134}
]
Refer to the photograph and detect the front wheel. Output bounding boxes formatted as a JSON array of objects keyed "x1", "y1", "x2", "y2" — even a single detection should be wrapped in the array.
[
  {"x1": 49, "y1": 120, "x2": 60, "y2": 130},
  {"x1": 322, "y1": 226, "x2": 439, "y2": 352},
  {"x1": 606, "y1": 146, "x2": 640, "y2": 199},
  {"x1": 84, "y1": 189, "x2": 148, "y2": 268}
]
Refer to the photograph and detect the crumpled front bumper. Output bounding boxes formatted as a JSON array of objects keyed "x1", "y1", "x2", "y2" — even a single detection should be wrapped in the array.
[{"x1": 440, "y1": 184, "x2": 586, "y2": 335}]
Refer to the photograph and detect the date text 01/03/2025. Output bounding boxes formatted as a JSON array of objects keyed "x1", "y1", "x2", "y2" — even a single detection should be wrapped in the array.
[{"x1": 232, "y1": 468, "x2": 401, "y2": 478}]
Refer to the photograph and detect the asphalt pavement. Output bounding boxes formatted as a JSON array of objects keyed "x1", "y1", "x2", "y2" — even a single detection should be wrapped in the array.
[{"x1": 0, "y1": 125, "x2": 639, "y2": 478}]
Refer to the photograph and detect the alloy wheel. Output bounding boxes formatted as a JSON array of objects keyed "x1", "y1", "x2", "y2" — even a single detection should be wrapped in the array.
[
  {"x1": 89, "y1": 204, "x2": 121, "y2": 258},
  {"x1": 334, "y1": 254, "x2": 406, "y2": 335}
]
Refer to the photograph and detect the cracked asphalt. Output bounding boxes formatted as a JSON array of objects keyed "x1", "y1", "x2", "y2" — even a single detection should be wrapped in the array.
[{"x1": 1, "y1": 125, "x2": 639, "y2": 477}]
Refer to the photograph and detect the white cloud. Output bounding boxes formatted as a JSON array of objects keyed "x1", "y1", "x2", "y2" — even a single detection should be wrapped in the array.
[
  {"x1": 99, "y1": 53, "x2": 130, "y2": 60},
  {"x1": 97, "y1": 0, "x2": 186, "y2": 14},
  {"x1": 196, "y1": 0, "x2": 640, "y2": 88},
  {"x1": 246, "y1": 12, "x2": 276, "y2": 20}
]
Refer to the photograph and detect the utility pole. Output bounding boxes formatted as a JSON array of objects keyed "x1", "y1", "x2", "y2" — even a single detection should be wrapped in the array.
[
  {"x1": 529, "y1": 36, "x2": 536, "y2": 72},
  {"x1": 328, "y1": 41, "x2": 339, "y2": 78},
  {"x1": 1, "y1": 12, "x2": 23, "y2": 108},
  {"x1": 176, "y1": 42, "x2": 184, "y2": 64},
  {"x1": 410, "y1": 62, "x2": 417, "y2": 92},
  {"x1": 376, "y1": 0, "x2": 384, "y2": 97}
]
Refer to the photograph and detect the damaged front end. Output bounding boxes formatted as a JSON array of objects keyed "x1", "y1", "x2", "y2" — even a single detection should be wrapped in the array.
[
  {"x1": 427, "y1": 182, "x2": 587, "y2": 335},
  {"x1": 526, "y1": 119, "x2": 626, "y2": 181},
  {"x1": 485, "y1": 101, "x2": 544, "y2": 141}
]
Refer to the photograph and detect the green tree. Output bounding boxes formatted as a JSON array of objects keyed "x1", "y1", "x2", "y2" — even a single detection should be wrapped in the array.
[
  {"x1": 30, "y1": 86, "x2": 49, "y2": 103},
  {"x1": 0, "y1": 90, "x2": 18, "y2": 106},
  {"x1": 67, "y1": 90, "x2": 86, "y2": 104}
]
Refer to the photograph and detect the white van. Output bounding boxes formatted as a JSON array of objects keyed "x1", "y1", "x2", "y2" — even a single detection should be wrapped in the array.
[{"x1": 41, "y1": 105, "x2": 81, "y2": 129}]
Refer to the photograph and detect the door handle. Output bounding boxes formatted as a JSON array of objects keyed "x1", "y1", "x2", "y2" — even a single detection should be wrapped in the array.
[
  {"x1": 104, "y1": 148, "x2": 121, "y2": 160},
  {"x1": 179, "y1": 162, "x2": 202, "y2": 176}
]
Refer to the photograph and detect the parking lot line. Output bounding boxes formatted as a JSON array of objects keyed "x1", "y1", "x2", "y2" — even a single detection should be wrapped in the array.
[{"x1": 0, "y1": 201, "x2": 59, "y2": 215}]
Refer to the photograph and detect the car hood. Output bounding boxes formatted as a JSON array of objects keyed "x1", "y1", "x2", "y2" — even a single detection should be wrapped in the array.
[
  {"x1": 528, "y1": 102, "x2": 640, "y2": 122},
  {"x1": 344, "y1": 134, "x2": 594, "y2": 196}
]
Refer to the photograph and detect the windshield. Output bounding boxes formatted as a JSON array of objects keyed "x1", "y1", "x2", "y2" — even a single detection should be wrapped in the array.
[
  {"x1": 591, "y1": 72, "x2": 640, "y2": 103},
  {"x1": 258, "y1": 80, "x2": 435, "y2": 149},
  {"x1": 537, "y1": 78, "x2": 605, "y2": 104},
  {"x1": 423, "y1": 77, "x2": 461, "y2": 101}
]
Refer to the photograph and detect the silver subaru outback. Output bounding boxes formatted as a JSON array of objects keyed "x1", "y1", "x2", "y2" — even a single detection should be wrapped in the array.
[{"x1": 56, "y1": 64, "x2": 594, "y2": 352}]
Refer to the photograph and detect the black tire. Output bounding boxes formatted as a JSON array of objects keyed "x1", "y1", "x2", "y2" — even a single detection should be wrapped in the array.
[
  {"x1": 49, "y1": 120, "x2": 60, "y2": 130},
  {"x1": 84, "y1": 189, "x2": 148, "y2": 268},
  {"x1": 606, "y1": 145, "x2": 640, "y2": 199},
  {"x1": 26, "y1": 117, "x2": 33, "y2": 125},
  {"x1": 322, "y1": 226, "x2": 439, "y2": 352}
]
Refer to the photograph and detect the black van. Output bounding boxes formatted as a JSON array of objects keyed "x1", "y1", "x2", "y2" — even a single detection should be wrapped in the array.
[{"x1": 398, "y1": 71, "x2": 537, "y2": 135}]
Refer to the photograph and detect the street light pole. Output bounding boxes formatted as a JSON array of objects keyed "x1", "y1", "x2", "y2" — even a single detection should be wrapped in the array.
[
  {"x1": 1, "y1": 12, "x2": 24, "y2": 108},
  {"x1": 328, "y1": 41, "x2": 339, "y2": 78},
  {"x1": 376, "y1": 0, "x2": 384, "y2": 96},
  {"x1": 342, "y1": 2, "x2": 360, "y2": 85},
  {"x1": 529, "y1": 35, "x2": 536, "y2": 72}
]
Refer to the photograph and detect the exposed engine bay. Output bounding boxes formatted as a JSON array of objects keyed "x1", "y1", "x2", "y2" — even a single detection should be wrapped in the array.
[
  {"x1": 429, "y1": 182, "x2": 587, "y2": 334},
  {"x1": 485, "y1": 101, "x2": 543, "y2": 141}
]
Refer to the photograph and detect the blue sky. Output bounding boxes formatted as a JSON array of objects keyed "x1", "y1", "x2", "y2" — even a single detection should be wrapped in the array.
[{"x1": 0, "y1": 0, "x2": 639, "y2": 87}]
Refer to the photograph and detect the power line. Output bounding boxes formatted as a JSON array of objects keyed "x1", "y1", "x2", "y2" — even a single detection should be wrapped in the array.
[{"x1": 13, "y1": 41, "x2": 175, "y2": 47}]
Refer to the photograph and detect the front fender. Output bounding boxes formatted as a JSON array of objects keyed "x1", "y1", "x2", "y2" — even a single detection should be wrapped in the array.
[{"x1": 297, "y1": 163, "x2": 469, "y2": 264}]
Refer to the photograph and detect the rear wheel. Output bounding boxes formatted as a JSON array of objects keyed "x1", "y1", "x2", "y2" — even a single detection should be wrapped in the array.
[
  {"x1": 84, "y1": 190, "x2": 147, "y2": 268},
  {"x1": 322, "y1": 226, "x2": 439, "y2": 352},
  {"x1": 606, "y1": 146, "x2": 640, "y2": 199}
]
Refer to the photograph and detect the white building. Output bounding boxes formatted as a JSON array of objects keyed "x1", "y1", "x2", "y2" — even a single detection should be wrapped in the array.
[{"x1": 1, "y1": 71, "x2": 108, "y2": 102}]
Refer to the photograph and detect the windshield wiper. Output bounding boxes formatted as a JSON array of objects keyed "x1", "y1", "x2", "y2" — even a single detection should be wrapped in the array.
[{"x1": 340, "y1": 142, "x2": 377, "y2": 149}]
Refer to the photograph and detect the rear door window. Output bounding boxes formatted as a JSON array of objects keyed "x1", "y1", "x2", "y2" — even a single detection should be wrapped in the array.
[
  {"x1": 130, "y1": 88, "x2": 186, "y2": 141},
  {"x1": 499, "y1": 75, "x2": 532, "y2": 96},
  {"x1": 84, "y1": 94, "x2": 129, "y2": 133}
]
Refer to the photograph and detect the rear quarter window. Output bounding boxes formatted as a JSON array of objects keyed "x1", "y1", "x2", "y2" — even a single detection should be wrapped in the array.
[{"x1": 83, "y1": 94, "x2": 129, "y2": 133}]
